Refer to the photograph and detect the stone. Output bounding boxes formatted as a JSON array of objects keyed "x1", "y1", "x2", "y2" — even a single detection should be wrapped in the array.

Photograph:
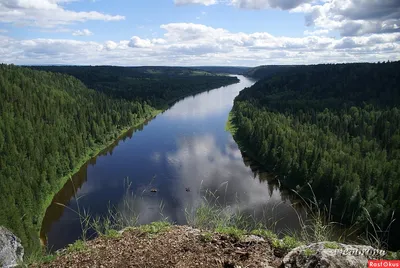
[
  {"x1": 282, "y1": 242, "x2": 386, "y2": 268},
  {"x1": 0, "y1": 226, "x2": 24, "y2": 268},
  {"x1": 242, "y1": 235, "x2": 266, "y2": 243}
]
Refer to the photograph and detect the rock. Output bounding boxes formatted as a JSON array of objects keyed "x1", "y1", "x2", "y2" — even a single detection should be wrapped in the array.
[
  {"x1": 0, "y1": 227, "x2": 24, "y2": 268},
  {"x1": 282, "y1": 242, "x2": 385, "y2": 268},
  {"x1": 242, "y1": 235, "x2": 266, "y2": 243}
]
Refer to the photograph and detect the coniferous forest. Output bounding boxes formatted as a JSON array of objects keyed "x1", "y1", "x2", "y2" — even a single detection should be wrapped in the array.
[
  {"x1": 0, "y1": 64, "x2": 238, "y2": 254},
  {"x1": 231, "y1": 61, "x2": 400, "y2": 249},
  {"x1": 30, "y1": 66, "x2": 240, "y2": 109}
]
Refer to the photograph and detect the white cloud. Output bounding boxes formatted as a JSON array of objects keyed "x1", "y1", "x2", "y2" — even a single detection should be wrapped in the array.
[
  {"x1": 128, "y1": 36, "x2": 154, "y2": 48},
  {"x1": 1, "y1": 23, "x2": 399, "y2": 66},
  {"x1": 303, "y1": 29, "x2": 329, "y2": 36},
  {"x1": 293, "y1": 0, "x2": 400, "y2": 37},
  {"x1": 104, "y1": 40, "x2": 118, "y2": 50},
  {"x1": 0, "y1": 0, "x2": 125, "y2": 28},
  {"x1": 230, "y1": 0, "x2": 312, "y2": 10},
  {"x1": 175, "y1": 0, "x2": 399, "y2": 38},
  {"x1": 174, "y1": 0, "x2": 217, "y2": 6},
  {"x1": 72, "y1": 29, "x2": 93, "y2": 36}
]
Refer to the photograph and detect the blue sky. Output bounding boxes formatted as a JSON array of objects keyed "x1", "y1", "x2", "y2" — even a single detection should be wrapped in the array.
[{"x1": 0, "y1": 0, "x2": 399, "y2": 66}]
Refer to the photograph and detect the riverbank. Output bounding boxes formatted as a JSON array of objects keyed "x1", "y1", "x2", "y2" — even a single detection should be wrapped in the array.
[{"x1": 37, "y1": 109, "x2": 163, "y2": 247}]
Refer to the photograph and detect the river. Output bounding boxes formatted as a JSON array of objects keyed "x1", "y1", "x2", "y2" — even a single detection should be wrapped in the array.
[{"x1": 40, "y1": 75, "x2": 302, "y2": 251}]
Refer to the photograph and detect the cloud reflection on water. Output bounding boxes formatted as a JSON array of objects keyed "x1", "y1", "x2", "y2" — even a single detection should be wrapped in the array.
[
  {"x1": 163, "y1": 76, "x2": 254, "y2": 120},
  {"x1": 132, "y1": 133, "x2": 302, "y2": 231}
]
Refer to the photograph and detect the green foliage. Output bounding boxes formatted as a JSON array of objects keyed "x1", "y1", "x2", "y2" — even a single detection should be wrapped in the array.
[
  {"x1": 67, "y1": 239, "x2": 87, "y2": 253},
  {"x1": 185, "y1": 189, "x2": 253, "y2": 232},
  {"x1": 304, "y1": 248, "x2": 316, "y2": 256},
  {"x1": 104, "y1": 229, "x2": 121, "y2": 239},
  {"x1": 215, "y1": 226, "x2": 246, "y2": 240},
  {"x1": 138, "y1": 221, "x2": 171, "y2": 235},
  {"x1": 324, "y1": 242, "x2": 340, "y2": 249},
  {"x1": 200, "y1": 232, "x2": 213, "y2": 242},
  {"x1": 272, "y1": 235, "x2": 302, "y2": 250},
  {"x1": 385, "y1": 251, "x2": 400, "y2": 260},
  {"x1": 30, "y1": 66, "x2": 239, "y2": 109},
  {"x1": 22, "y1": 249, "x2": 56, "y2": 267},
  {"x1": 251, "y1": 229, "x2": 278, "y2": 241},
  {"x1": 231, "y1": 61, "x2": 400, "y2": 250}
]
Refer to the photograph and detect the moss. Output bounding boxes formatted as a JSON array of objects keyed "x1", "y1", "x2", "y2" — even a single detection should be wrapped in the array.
[
  {"x1": 324, "y1": 242, "x2": 340, "y2": 249},
  {"x1": 304, "y1": 248, "x2": 316, "y2": 256},
  {"x1": 138, "y1": 221, "x2": 171, "y2": 235},
  {"x1": 272, "y1": 235, "x2": 302, "y2": 251},
  {"x1": 215, "y1": 226, "x2": 246, "y2": 240},
  {"x1": 200, "y1": 232, "x2": 213, "y2": 242},
  {"x1": 104, "y1": 229, "x2": 121, "y2": 239}
]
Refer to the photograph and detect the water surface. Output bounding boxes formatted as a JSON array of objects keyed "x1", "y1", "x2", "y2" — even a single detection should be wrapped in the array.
[{"x1": 41, "y1": 76, "x2": 302, "y2": 250}]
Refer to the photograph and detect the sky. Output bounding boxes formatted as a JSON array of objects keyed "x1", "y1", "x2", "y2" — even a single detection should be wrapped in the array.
[{"x1": 0, "y1": 0, "x2": 399, "y2": 66}]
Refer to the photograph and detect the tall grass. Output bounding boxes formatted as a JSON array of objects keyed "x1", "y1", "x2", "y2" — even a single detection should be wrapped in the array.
[
  {"x1": 288, "y1": 183, "x2": 371, "y2": 246},
  {"x1": 361, "y1": 208, "x2": 395, "y2": 249},
  {"x1": 184, "y1": 183, "x2": 284, "y2": 234}
]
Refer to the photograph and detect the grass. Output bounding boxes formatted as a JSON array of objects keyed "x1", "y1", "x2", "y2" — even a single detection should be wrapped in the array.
[
  {"x1": 215, "y1": 226, "x2": 246, "y2": 240},
  {"x1": 18, "y1": 249, "x2": 56, "y2": 267},
  {"x1": 251, "y1": 229, "x2": 278, "y2": 241},
  {"x1": 138, "y1": 221, "x2": 171, "y2": 235},
  {"x1": 67, "y1": 239, "x2": 88, "y2": 253},
  {"x1": 324, "y1": 242, "x2": 340, "y2": 249},
  {"x1": 272, "y1": 235, "x2": 302, "y2": 251}
]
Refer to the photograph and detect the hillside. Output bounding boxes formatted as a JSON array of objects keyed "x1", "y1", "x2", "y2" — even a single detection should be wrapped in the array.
[
  {"x1": 243, "y1": 65, "x2": 296, "y2": 80},
  {"x1": 189, "y1": 66, "x2": 251, "y2": 75},
  {"x1": 0, "y1": 64, "x2": 238, "y2": 255},
  {"x1": 230, "y1": 61, "x2": 400, "y2": 250},
  {"x1": 29, "y1": 66, "x2": 240, "y2": 109}
]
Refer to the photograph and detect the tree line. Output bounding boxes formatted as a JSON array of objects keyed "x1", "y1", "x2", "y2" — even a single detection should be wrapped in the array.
[
  {"x1": 231, "y1": 61, "x2": 400, "y2": 249},
  {"x1": 30, "y1": 66, "x2": 239, "y2": 109}
]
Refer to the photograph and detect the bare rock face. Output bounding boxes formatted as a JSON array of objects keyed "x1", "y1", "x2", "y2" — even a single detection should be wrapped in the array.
[
  {"x1": 282, "y1": 242, "x2": 385, "y2": 268},
  {"x1": 0, "y1": 227, "x2": 24, "y2": 268}
]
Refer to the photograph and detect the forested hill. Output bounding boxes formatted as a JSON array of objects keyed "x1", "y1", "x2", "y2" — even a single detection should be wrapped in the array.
[
  {"x1": 189, "y1": 66, "x2": 250, "y2": 75},
  {"x1": 0, "y1": 64, "x2": 238, "y2": 255},
  {"x1": 230, "y1": 61, "x2": 400, "y2": 249},
  {"x1": 29, "y1": 66, "x2": 239, "y2": 109},
  {"x1": 243, "y1": 65, "x2": 296, "y2": 79}
]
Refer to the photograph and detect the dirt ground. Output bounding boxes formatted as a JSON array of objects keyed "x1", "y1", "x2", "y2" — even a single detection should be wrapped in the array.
[{"x1": 34, "y1": 226, "x2": 284, "y2": 268}]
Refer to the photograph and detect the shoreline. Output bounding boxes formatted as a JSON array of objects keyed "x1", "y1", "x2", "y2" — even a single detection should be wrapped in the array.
[{"x1": 37, "y1": 109, "x2": 163, "y2": 246}]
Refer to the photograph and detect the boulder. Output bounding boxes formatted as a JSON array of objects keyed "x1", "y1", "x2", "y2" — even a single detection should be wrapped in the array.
[
  {"x1": 282, "y1": 242, "x2": 386, "y2": 268},
  {"x1": 0, "y1": 227, "x2": 24, "y2": 268}
]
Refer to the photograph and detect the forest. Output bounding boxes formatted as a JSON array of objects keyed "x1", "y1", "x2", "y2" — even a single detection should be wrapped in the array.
[
  {"x1": 231, "y1": 61, "x2": 400, "y2": 249},
  {"x1": 29, "y1": 66, "x2": 239, "y2": 109},
  {"x1": 0, "y1": 64, "x2": 238, "y2": 254}
]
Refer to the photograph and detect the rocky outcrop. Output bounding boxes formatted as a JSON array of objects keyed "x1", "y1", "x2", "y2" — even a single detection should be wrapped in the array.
[
  {"x1": 0, "y1": 227, "x2": 24, "y2": 268},
  {"x1": 282, "y1": 242, "x2": 385, "y2": 268}
]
